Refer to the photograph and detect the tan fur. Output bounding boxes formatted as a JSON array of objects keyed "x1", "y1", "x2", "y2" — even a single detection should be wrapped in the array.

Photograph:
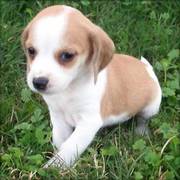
[
  {"x1": 60, "y1": 9, "x2": 114, "y2": 73},
  {"x1": 21, "y1": 6, "x2": 66, "y2": 69},
  {"x1": 21, "y1": 6, "x2": 65, "y2": 47},
  {"x1": 22, "y1": 5, "x2": 114, "y2": 77},
  {"x1": 101, "y1": 54, "x2": 158, "y2": 119},
  {"x1": 22, "y1": 5, "x2": 158, "y2": 120},
  {"x1": 54, "y1": 48, "x2": 77, "y2": 68}
]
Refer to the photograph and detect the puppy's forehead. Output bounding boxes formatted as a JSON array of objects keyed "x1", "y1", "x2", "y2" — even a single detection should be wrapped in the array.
[{"x1": 30, "y1": 6, "x2": 75, "y2": 51}]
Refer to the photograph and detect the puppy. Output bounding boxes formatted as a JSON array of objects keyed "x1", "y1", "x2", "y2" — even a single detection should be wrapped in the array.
[{"x1": 22, "y1": 5, "x2": 162, "y2": 168}]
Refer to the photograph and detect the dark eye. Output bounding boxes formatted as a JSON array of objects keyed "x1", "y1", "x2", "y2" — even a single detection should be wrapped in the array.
[
  {"x1": 27, "y1": 47, "x2": 36, "y2": 59},
  {"x1": 60, "y1": 52, "x2": 75, "y2": 62}
]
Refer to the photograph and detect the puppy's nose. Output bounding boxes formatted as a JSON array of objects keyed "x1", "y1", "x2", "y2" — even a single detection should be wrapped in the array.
[{"x1": 33, "y1": 77, "x2": 49, "y2": 91}]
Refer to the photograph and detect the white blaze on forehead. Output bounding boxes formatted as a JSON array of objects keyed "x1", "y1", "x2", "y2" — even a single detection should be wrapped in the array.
[{"x1": 32, "y1": 8, "x2": 72, "y2": 53}]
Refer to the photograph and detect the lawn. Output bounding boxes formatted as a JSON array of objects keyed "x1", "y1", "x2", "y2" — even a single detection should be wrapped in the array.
[{"x1": 0, "y1": 0, "x2": 180, "y2": 179}]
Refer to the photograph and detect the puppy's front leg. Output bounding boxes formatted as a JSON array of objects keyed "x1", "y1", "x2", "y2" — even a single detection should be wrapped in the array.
[
  {"x1": 50, "y1": 111, "x2": 73, "y2": 150},
  {"x1": 44, "y1": 114, "x2": 102, "y2": 168}
]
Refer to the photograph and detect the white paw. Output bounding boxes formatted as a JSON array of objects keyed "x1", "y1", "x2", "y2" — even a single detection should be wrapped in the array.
[{"x1": 43, "y1": 154, "x2": 65, "y2": 169}]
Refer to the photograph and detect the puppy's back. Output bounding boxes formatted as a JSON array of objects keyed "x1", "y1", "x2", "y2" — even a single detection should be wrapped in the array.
[{"x1": 101, "y1": 54, "x2": 160, "y2": 119}]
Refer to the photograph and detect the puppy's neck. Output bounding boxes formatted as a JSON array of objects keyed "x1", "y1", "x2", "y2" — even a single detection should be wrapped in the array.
[{"x1": 42, "y1": 68, "x2": 106, "y2": 113}]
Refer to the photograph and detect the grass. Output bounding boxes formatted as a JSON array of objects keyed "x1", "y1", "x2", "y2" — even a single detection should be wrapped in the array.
[{"x1": 0, "y1": 0, "x2": 180, "y2": 179}]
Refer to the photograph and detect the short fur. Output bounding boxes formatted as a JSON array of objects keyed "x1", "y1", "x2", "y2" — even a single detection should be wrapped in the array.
[{"x1": 22, "y1": 5, "x2": 162, "y2": 168}]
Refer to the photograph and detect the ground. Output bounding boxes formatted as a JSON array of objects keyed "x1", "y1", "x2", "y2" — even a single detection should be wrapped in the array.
[{"x1": 0, "y1": 0, "x2": 180, "y2": 179}]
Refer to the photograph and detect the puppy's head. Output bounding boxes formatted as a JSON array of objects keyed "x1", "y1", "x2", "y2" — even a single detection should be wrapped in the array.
[{"x1": 22, "y1": 5, "x2": 114, "y2": 94}]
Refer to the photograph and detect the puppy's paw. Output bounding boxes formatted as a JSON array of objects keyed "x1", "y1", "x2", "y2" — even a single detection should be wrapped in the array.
[
  {"x1": 135, "y1": 125, "x2": 151, "y2": 136},
  {"x1": 43, "y1": 154, "x2": 65, "y2": 169}
]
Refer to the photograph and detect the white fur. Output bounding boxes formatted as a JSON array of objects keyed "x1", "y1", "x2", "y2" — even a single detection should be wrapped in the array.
[
  {"x1": 140, "y1": 56, "x2": 162, "y2": 118},
  {"x1": 27, "y1": 10, "x2": 85, "y2": 94},
  {"x1": 26, "y1": 9, "x2": 107, "y2": 167},
  {"x1": 43, "y1": 69, "x2": 107, "y2": 167},
  {"x1": 103, "y1": 112, "x2": 130, "y2": 127},
  {"x1": 26, "y1": 7, "x2": 161, "y2": 168},
  {"x1": 141, "y1": 56, "x2": 158, "y2": 83}
]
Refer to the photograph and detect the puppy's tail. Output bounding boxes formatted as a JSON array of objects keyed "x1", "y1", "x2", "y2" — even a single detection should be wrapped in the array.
[
  {"x1": 140, "y1": 56, "x2": 162, "y2": 106},
  {"x1": 140, "y1": 56, "x2": 158, "y2": 83},
  {"x1": 140, "y1": 56, "x2": 152, "y2": 68}
]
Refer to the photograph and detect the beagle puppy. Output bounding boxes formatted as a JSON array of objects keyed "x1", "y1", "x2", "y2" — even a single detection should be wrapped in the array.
[{"x1": 22, "y1": 5, "x2": 162, "y2": 168}]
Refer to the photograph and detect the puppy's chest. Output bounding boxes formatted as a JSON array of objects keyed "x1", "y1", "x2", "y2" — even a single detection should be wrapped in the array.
[
  {"x1": 43, "y1": 93, "x2": 99, "y2": 127},
  {"x1": 43, "y1": 70, "x2": 107, "y2": 126}
]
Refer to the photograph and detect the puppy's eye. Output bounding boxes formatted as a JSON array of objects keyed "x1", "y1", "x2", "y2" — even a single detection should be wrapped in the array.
[
  {"x1": 60, "y1": 52, "x2": 75, "y2": 62},
  {"x1": 27, "y1": 47, "x2": 36, "y2": 59}
]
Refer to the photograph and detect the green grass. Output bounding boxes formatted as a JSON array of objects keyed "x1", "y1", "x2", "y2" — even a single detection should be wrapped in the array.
[{"x1": 0, "y1": 0, "x2": 180, "y2": 179}]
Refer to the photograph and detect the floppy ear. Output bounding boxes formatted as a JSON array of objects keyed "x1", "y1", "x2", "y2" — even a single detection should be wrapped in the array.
[
  {"x1": 21, "y1": 26, "x2": 30, "y2": 72},
  {"x1": 21, "y1": 26, "x2": 29, "y2": 52},
  {"x1": 88, "y1": 25, "x2": 115, "y2": 83}
]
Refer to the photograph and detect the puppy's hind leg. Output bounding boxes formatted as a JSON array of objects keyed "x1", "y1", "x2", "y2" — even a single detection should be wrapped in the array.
[
  {"x1": 136, "y1": 56, "x2": 162, "y2": 136},
  {"x1": 135, "y1": 90, "x2": 162, "y2": 136},
  {"x1": 135, "y1": 92, "x2": 161, "y2": 136},
  {"x1": 135, "y1": 115, "x2": 151, "y2": 136}
]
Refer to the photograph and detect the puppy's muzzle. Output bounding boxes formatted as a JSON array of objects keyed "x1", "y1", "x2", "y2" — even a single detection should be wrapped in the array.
[{"x1": 33, "y1": 77, "x2": 49, "y2": 91}]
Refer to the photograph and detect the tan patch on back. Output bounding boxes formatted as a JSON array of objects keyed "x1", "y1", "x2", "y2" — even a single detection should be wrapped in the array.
[{"x1": 101, "y1": 54, "x2": 158, "y2": 119}]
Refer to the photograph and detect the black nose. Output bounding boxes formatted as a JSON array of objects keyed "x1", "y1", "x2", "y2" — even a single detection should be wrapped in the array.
[{"x1": 33, "y1": 77, "x2": 49, "y2": 91}]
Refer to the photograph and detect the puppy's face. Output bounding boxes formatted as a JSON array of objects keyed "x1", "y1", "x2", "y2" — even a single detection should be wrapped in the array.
[{"x1": 22, "y1": 5, "x2": 114, "y2": 94}]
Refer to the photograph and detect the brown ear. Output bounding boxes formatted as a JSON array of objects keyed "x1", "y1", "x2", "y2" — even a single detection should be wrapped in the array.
[
  {"x1": 88, "y1": 25, "x2": 115, "y2": 83},
  {"x1": 21, "y1": 26, "x2": 30, "y2": 72},
  {"x1": 21, "y1": 26, "x2": 29, "y2": 52}
]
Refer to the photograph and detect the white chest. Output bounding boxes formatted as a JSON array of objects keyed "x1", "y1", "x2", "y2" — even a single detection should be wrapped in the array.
[{"x1": 42, "y1": 69, "x2": 107, "y2": 127}]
